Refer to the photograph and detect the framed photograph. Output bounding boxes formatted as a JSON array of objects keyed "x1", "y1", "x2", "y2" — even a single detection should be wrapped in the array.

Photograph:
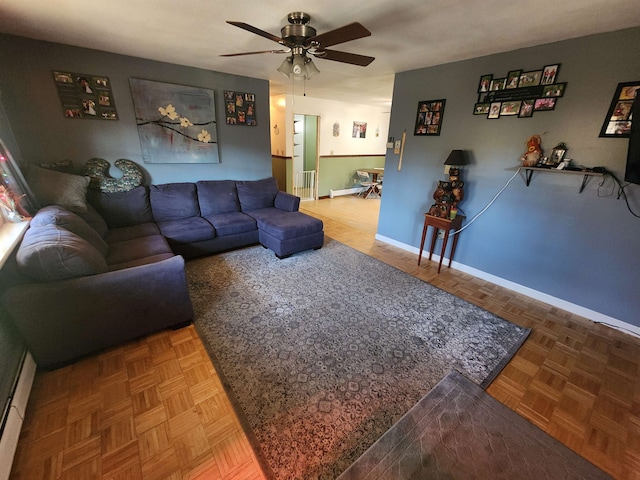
[
  {"x1": 542, "y1": 83, "x2": 566, "y2": 98},
  {"x1": 52, "y1": 70, "x2": 118, "y2": 120},
  {"x1": 490, "y1": 78, "x2": 506, "y2": 91},
  {"x1": 224, "y1": 90, "x2": 257, "y2": 126},
  {"x1": 518, "y1": 70, "x2": 542, "y2": 88},
  {"x1": 541, "y1": 64, "x2": 560, "y2": 85},
  {"x1": 550, "y1": 144, "x2": 567, "y2": 166},
  {"x1": 130, "y1": 78, "x2": 219, "y2": 163},
  {"x1": 474, "y1": 103, "x2": 490, "y2": 115},
  {"x1": 488, "y1": 102, "x2": 501, "y2": 119},
  {"x1": 518, "y1": 99, "x2": 535, "y2": 118},
  {"x1": 500, "y1": 101, "x2": 521, "y2": 116},
  {"x1": 506, "y1": 70, "x2": 521, "y2": 89},
  {"x1": 478, "y1": 74, "x2": 492, "y2": 93},
  {"x1": 599, "y1": 81, "x2": 640, "y2": 138},
  {"x1": 414, "y1": 99, "x2": 446, "y2": 136},
  {"x1": 534, "y1": 97, "x2": 557, "y2": 111},
  {"x1": 352, "y1": 121, "x2": 367, "y2": 138}
]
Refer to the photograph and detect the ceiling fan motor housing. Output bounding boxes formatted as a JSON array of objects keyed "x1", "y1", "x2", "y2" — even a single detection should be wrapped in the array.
[{"x1": 281, "y1": 12, "x2": 316, "y2": 46}]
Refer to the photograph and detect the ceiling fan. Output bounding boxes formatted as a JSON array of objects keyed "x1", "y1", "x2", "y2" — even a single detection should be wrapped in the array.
[{"x1": 221, "y1": 12, "x2": 375, "y2": 80}]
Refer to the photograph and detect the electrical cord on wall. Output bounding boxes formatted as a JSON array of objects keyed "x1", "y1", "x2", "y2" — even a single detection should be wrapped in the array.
[
  {"x1": 452, "y1": 167, "x2": 522, "y2": 235},
  {"x1": 596, "y1": 167, "x2": 640, "y2": 218},
  {"x1": 452, "y1": 166, "x2": 640, "y2": 236}
]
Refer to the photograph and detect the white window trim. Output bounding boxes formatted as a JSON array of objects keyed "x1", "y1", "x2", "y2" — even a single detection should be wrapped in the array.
[{"x1": 0, "y1": 220, "x2": 29, "y2": 270}]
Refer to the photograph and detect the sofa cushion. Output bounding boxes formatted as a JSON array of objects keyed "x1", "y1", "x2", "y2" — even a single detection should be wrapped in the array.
[
  {"x1": 244, "y1": 207, "x2": 289, "y2": 226},
  {"x1": 203, "y1": 212, "x2": 257, "y2": 236},
  {"x1": 87, "y1": 186, "x2": 153, "y2": 228},
  {"x1": 157, "y1": 217, "x2": 215, "y2": 244},
  {"x1": 77, "y1": 203, "x2": 109, "y2": 238},
  {"x1": 253, "y1": 211, "x2": 323, "y2": 241},
  {"x1": 106, "y1": 235, "x2": 173, "y2": 267},
  {"x1": 27, "y1": 167, "x2": 90, "y2": 213},
  {"x1": 236, "y1": 177, "x2": 279, "y2": 212},
  {"x1": 16, "y1": 225, "x2": 108, "y2": 281},
  {"x1": 150, "y1": 183, "x2": 200, "y2": 221},
  {"x1": 30, "y1": 205, "x2": 108, "y2": 256},
  {"x1": 197, "y1": 180, "x2": 241, "y2": 215},
  {"x1": 105, "y1": 223, "x2": 161, "y2": 244},
  {"x1": 108, "y1": 252, "x2": 176, "y2": 271}
]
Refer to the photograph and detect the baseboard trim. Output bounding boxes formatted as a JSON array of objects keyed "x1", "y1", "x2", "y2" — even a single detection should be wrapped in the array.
[
  {"x1": 375, "y1": 233, "x2": 640, "y2": 338},
  {"x1": 0, "y1": 352, "x2": 36, "y2": 480}
]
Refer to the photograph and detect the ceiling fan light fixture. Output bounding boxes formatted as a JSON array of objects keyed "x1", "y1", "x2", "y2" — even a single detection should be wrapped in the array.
[
  {"x1": 277, "y1": 54, "x2": 320, "y2": 80},
  {"x1": 277, "y1": 57, "x2": 293, "y2": 78},
  {"x1": 292, "y1": 54, "x2": 305, "y2": 77},
  {"x1": 304, "y1": 57, "x2": 320, "y2": 79}
]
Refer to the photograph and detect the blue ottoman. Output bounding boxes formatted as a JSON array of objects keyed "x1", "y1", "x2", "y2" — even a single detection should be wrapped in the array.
[{"x1": 258, "y1": 212, "x2": 324, "y2": 259}]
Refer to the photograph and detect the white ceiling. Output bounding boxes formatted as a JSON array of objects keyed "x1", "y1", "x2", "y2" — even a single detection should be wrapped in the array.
[{"x1": 1, "y1": 0, "x2": 639, "y2": 108}]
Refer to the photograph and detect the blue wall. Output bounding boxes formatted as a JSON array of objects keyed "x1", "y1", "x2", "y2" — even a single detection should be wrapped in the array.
[
  {"x1": 0, "y1": 34, "x2": 272, "y2": 184},
  {"x1": 379, "y1": 27, "x2": 640, "y2": 328}
]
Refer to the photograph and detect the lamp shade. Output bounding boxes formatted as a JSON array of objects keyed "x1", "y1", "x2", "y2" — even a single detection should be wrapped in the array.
[
  {"x1": 444, "y1": 149, "x2": 468, "y2": 166},
  {"x1": 292, "y1": 55, "x2": 305, "y2": 76},
  {"x1": 277, "y1": 57, "x2": 293, "y2": 78},
  {"x1": 304, "y1": 58, "x2": 320, "y2": 79},
  {"x1": 277, "y1": 54, "x2": 320, "y2": 80}
]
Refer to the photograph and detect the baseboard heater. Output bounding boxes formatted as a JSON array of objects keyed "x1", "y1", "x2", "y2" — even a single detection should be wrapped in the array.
[
  {"x1": 329, "y1": 186, "x2": 363, "y2": 198},
  {"x1": 0, "y1": 352, "x2": 36, "y2": 480}
]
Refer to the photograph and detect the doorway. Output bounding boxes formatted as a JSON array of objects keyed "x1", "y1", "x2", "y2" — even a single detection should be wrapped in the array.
[{"x1": 293, "y1": 113, "x2": 319, "y2": 200}]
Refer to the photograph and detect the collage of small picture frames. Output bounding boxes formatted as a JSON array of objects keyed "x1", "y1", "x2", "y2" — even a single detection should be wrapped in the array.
[
  {"x1": 414, "y1": 99, "x2": 446, "y2": 136},
  {"x1": 224, "y1": 90, "x2": 257, "y2": 126},
  {"x1": 52, "y1": 71, "x2": 118, "y2": 120},
  {"x1": 474, "y1": 64, "x2": 566, "y2": 119},
  {"x1": 599, "y1": 81, "x2": 640, "y2": 137}
]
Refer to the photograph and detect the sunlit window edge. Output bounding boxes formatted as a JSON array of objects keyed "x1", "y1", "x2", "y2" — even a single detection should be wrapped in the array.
[{"x1": 0, "y1": 220, "x2": 29, "y2": 270}]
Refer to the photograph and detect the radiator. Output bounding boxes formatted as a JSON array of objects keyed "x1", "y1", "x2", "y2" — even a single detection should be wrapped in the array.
[{"x1": 329, "y1": 186, "x2": 364, "y2": 198}]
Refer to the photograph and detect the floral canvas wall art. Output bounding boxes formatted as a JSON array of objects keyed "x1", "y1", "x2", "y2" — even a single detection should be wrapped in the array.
[{"x1": 129, "y1": 78, "x2": 219, "y2": 163}]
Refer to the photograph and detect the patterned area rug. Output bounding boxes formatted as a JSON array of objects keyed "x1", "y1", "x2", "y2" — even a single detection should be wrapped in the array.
[
  {"x1": 338, "y1": 370, "x2": 611, "y2": 479},
  {"x1": 187, "y1": 239, "x2": 530, "y2": 480}
]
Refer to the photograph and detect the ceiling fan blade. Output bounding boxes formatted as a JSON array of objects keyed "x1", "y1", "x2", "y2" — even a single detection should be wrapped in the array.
[
  {"x1": 308, "y1": 22, "x2": 371, "y2": 49},
  {"x1": 227, "y1": 21, "x2": 284, "y2": 45},
  {"x1": 220, "y1": 50, "x2": 289, "y2": 57},
  {"x1": 315, "y1": 49, "x2": 375, "y2": 67}
]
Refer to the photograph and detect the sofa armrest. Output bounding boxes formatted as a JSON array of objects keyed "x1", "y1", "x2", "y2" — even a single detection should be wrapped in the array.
[
  {"x1": 275, "y1": 191, "x2": 300, "y2": 212},
  {"x1": 1, "y1": 255, "x2": 194, "y2": 368}
]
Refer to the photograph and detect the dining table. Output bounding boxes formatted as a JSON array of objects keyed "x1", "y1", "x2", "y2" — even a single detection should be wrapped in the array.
[{"x1": 359, "y1": 168, "x2": 384, "y2": 197}]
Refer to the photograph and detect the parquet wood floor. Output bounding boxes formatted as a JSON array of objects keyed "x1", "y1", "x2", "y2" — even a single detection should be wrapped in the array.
[{"x1": 9, "y1": 195, "x2": 640, "y2": 480}]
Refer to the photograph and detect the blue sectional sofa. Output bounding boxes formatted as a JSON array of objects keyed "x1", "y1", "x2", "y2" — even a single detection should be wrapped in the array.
[{"x1": 0, "y1": 177, "x2": 323, "y2": 368}]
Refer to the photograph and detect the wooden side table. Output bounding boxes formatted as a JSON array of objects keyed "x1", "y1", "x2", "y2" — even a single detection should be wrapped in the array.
[{"x1": 418, "y1": 214, "x2": 465, "y2": 273}]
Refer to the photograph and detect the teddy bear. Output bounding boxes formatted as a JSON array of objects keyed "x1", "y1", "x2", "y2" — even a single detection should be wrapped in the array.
[{"x1": 521, "y1": 134, "x2": 543, "y2": 167}]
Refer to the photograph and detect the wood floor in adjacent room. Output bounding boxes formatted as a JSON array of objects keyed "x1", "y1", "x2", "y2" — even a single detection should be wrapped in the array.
[{"x1": 9, "y1": 195, "x2": 640, "y2": 480}]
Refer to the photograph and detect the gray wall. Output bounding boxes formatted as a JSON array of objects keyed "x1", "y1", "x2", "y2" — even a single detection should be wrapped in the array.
[
  {"x1": 0, "y1": 34, "x2": 272, "y2": 184},
  {"x1": 380, "y1": 27, "x2": 640, "y2": 328}
]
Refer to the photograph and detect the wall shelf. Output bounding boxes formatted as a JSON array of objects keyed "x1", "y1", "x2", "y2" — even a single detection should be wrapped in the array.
[{"x1": 524, "y1": 167, "x2": 604, "y2": 193}]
